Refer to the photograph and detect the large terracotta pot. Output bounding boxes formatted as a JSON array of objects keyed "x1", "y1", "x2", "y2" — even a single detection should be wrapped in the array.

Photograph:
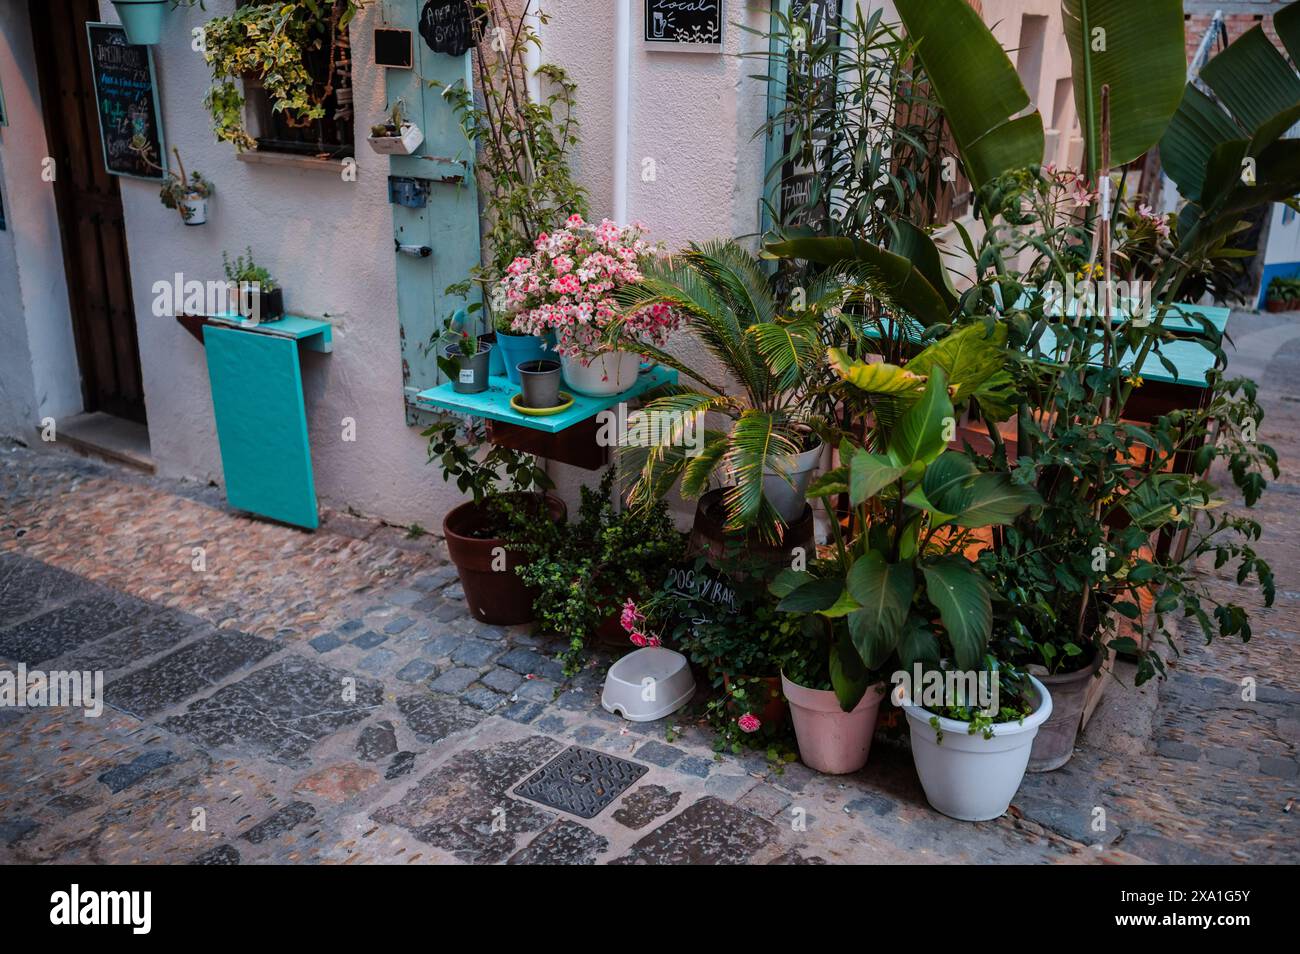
[
  {"x1": 782, "y1": 673, "x2": 886, "y2": 775},
  {"x1": 1026, "y1": 649, "x2": 1104, "y2": 772},
  {"x1": 442, "y1": 494, "x2": 566, "y2": 625}
]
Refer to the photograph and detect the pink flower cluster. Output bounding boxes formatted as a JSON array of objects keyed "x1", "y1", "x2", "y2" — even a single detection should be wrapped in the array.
[
  {"x1": 1137, "y1": 203, "x2": 1172, "y2": 240},
  {"x1": 619, "y1": 599, "x2": 660, "y2": 648},
  {"x1": 736, "y1": 713, "x2": 761, "y2": 733},
  {"x1": 500, "y1": 214, "x2": 683, "y2": 358}
]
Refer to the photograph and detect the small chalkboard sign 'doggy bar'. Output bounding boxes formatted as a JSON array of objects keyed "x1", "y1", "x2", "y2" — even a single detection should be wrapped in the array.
[{"x1": 85, "y1": 22, "x2": 166, "y2": 180}]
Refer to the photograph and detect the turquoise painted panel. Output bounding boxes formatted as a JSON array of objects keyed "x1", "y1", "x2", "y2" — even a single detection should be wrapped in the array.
[
  {"x1": 203, "y1": 325, "x2": 319, "y2": 529},
  {"x1": 204, "y1": 313, "x2": 333, "y2": 352},
  {"x1": 381, "y1": 0, "x2": 483, "y2": 423},
  {"x1": 414, "y1": 366, "x2": 679, "y2": 434}
]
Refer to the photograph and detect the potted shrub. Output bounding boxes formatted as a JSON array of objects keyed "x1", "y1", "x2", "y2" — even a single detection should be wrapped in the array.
[
  {"x1": 770, "y1": 365, "x2": 1041, "y2": 777},
  {"x1": 158, "y1": 148, "x2": 213, "y2": 226},
  {"x1": 436, "y1": 319, "x2": 492, "y2": 395},
  {"x1": 222, "y1": 247, "x2": 282, "y2": 322},
  {"x1": 1266, "y1": 276, "x2": 1300, "y2": 312},
  {"x1": 426, "y1": 418, "x2": 564, "y2": 626},
  {"x1": 500, "y1": 215, "x2": 683, "y2": 396},
  {"x1": 367, "y1": 100, "x2": 425, "y2": 156}
]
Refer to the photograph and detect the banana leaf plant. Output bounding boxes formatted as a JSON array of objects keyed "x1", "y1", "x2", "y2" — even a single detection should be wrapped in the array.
[{"x1": 770, "y1": 366, "x2": 1041, "y2": 711}]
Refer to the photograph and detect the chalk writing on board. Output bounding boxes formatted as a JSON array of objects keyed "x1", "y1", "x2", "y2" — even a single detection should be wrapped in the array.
[
  {"x1": 645, "y1": 0, "x2": 723, "y2": 46},
  {"x1": 87, "y1": 24, "x2": 165, "y2": 180},
  {"x1": 419, "y1": 0, "x2": 485, "y2": 57}
]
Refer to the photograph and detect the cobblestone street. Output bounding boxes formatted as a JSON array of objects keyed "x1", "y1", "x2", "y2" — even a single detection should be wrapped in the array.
[{"x1": 1, "y1": 311, "x2": 1297, "y2": 865}]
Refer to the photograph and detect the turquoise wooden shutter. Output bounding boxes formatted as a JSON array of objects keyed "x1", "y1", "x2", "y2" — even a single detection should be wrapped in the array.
[{"x1": 379, "y1": 1, "x2": 484, "y2": 426}]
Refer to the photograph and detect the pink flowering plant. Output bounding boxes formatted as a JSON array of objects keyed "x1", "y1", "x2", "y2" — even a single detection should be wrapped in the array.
[{"x1": 500, "y1": 214, "x2": 683, "y2": 358}]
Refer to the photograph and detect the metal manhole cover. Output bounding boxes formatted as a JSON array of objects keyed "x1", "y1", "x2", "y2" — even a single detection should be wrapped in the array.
[{"x1": 512, "y1": 745, "x2": 648, "y2": 819}]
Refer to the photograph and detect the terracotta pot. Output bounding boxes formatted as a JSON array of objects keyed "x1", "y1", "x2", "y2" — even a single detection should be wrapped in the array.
[
  {"x1": 442, "y1": 494, "x2": 566, "y2": 625},
  {"x1": 688, "y1": 488, "x2": 815, "y2": 574},
  {"x1": 724, "y1": 673, "x2": 786, "y2": 729},
  {"x1": 781, "y1": 673, "x2": 886, "y2": 775},
  {"x1": 1026, "y1": 649, "x2": 1104, "y2": 772}
]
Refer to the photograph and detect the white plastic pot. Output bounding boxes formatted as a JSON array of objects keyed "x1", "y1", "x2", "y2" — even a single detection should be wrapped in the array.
[
  {"x1": 560, "y1": 350, "x2": 641, "y2": 397},
  {"x1": 367, "y1": 122, "x2": 424, "y2": 155},
  {"x1": 180, "y1": 193, "x2": 207, "y2": 226},
  {"x1": 762, "y1": 439, "x2": 824, "y2": 523},
  {"x1": 895, "y1": 675, "x2": 1053, "y2": 822},
  {"x1": 601, "y1": 647, "x2": 695, "y2": 722}
]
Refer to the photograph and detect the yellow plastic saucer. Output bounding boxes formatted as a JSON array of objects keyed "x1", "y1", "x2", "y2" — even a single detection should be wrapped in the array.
[{"x1": 510, "y1": 391, "x2": 575, "y2": 416}]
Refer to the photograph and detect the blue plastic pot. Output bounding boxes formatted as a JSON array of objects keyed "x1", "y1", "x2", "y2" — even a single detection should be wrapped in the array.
[
  {"x1": 113, "y1": 0, "x2": 168, "y2": 45},
  {"x1": 482, "y1": 333, "x2": 507, "y2": 377},
  {"x1": 495, "y1": 330, "x2": 553, "y2": 385}
]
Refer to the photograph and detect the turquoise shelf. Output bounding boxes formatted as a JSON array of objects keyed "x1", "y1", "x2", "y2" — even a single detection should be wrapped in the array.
[
  {"x1": 414, "y1": 365, "x2": 678, "y2": 433},
  {"x1": 202, "y1": 313, "x2": 333, "y2": 352}
]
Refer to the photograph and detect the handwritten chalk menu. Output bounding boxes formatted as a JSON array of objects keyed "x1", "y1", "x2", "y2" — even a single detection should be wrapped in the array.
[
  {"x1": 645, "y1": 0, "x2": 723, "y2": 49},
  {"x1": 419, "y1": 0, "x2": 485, "y2": 57},
  {"x1": 86, "y1": 23, "x2": 165, "y2": 180}
]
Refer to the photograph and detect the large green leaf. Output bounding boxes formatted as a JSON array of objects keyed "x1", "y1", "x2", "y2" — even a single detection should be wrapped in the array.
[
  {"x1": 897, "y1": 616, "x2": 942, "y2": 672},
  {"x1": 888, "y1": 367, "x2": 953, "y2": 467},
  {"x1": 849, "y1": 450, "x2": 909, "y2": 505},
  {"x1": 846, "y1": 552, "x2": 914, "y2": 669},
  {"x1": 905, "y1": 323, "x2": 1009, "y2": 408},
  {"x1": 921, "y1": 451, "x2": 978, "y2": 515},
  {"x1": 1062, "y1": 0, "x2": 1187, "y2": 175},
  {"x1": 777, "y1": 576, "x2": 844, "y2": 613},
  {"x1": 828, "y1": 349, "x2": 928, "y2": 396},
  {"x1": 895, "y1": 0, "x2": 1045, "y2": 190},
  {"x1": 952, "y1": 474, "x2": 1043, "y2": 528},
  {"x1": 830, "y1": 630, "x2": 873, "y2": 711},
  {"x1": 921, "y1": 556, "x2": 993, "y2": 671},
  {"x1": 765, "y1": 236, "x2": 954, "y2": 326}
]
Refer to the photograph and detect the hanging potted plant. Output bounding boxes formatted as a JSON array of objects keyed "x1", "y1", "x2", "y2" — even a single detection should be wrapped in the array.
[
  {"x1": 501, "y1": 215, "x2": 682, "y2": 397},
  {"x1": 222, "y1": 247, "x2": 283, "y2": 322},
  {"x1": 158, "y1": 148, "x2": 213, "y2": 226},
  {"x1": 113, "y1": 0, "x2": 193, "y2": 45},
  {"x1": 367, "y1": 100, "x2": 424, "y2": 156},
  {"x1": 426, "y1": 419, "x2": 564, "y2": 626}
]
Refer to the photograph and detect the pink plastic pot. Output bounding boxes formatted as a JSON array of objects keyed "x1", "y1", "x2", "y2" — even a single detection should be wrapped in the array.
[{"x1": 781, "y1": 673, "x2": 887, "y2": 775}]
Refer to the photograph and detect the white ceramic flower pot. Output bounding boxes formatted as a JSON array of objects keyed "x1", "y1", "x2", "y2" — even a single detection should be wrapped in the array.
[
  {"x1": 180, "y1": 194, "x2": 207, "y2": 226},
  {"x1": 367, "y1": 122, "x2": 424, "y2": 155},
  {"x1": 895, "y1": 675, "x2": 1053, "y2": 822},
  {"x1": 560, "y1": 350, "x2": 641, "y2": 397},
  {"x1": 762, "y1": 439, "x2": 824, "y2": 522}
]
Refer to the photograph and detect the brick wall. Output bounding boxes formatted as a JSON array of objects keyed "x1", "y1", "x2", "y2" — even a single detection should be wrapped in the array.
[{"x1": 1185, "y1": 12, "x2": 1288, "y2": 62}]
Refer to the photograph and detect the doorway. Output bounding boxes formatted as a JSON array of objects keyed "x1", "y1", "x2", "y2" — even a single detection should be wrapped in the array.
[{"x1": 29, "y1": 0, "x2": 147, "y2": 424}]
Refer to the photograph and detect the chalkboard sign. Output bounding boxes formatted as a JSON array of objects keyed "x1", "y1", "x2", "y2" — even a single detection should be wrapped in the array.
[
  {"x1": 374, "y1": 27, "x2": 414, "y2": 68},
  {"x1": 86, "y1": 23, "x2": 165, "y2": 181},
  {"x1": 419, "y1": 0, "x2": 485, "y2": 57},
  {"x1": 644, "y1": 0, "x2": 724, "y2": 49}
]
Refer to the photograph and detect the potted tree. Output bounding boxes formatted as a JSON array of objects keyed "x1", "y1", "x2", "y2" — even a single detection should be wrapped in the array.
[
  {"x1": 427, "y1": 418, "x2": 564, "y2": 626},
  {"x1": 158, "y1": 148, "x2": 213, "y2": 226},
  {"x1": 222, "y1": 247, "x2": 282, "y2": 322}
]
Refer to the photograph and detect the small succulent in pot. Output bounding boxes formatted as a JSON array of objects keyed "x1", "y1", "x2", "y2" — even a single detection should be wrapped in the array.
[
  {"x1": 435, "y1": 311, "x2": 492, "y2": 395},
  {"x1": 158, "y1": 147, "x2": 213, "y2": 225},
  {"x1": 222, "y1": 246, "x2": 282, "y2": 322}
]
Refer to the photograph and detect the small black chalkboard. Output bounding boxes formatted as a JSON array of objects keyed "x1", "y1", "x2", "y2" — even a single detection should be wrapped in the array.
[
  {"x1": 645, "y1": 0, "x2": 723, "y2": 48},
  {"x1": 86, "y1": 23, "x2": 165, "y2": 181},
  {"x1": 419, "y1": 0, "x2": 485, "y2": 57},
  {"x1": 374, "y1": 27, "x2": 414, "y2": 69}
]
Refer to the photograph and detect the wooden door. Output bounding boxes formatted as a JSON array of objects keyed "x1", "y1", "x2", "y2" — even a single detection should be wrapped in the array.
[{"x1": 30, "y1": 0, "x2": 147, "y2": 423}]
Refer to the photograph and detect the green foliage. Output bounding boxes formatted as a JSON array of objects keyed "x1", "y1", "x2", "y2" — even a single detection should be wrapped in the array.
[
  {"x1": 158, "y1": 147, "x2": 212, "y2": 223},
  {"x1": 422, "y1": 416, "x2": 552, "y2": 521},
  {"x1": 222, "y1": 246, "x2": 275, "y2": 292}
]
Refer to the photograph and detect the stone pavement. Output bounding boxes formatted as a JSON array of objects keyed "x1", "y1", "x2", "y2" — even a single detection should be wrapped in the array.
[{"x1": 0, "y1": 310, "x2": 1296, "y2": 865}]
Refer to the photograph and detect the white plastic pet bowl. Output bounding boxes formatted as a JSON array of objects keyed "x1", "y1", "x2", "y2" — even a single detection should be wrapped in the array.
[{"x1": 601, "y1": 647, "x2": 695, "y2": 722}]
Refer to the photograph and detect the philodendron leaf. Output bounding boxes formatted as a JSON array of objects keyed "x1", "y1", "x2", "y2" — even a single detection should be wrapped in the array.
[
  {"x1": 849, "y1": 450, "x2": 909, "y2": 505},
  {"x1": 828, "y1": 349, "x2": 928, "y2": 396},
  {"x1": 905, "y1": 323, "x2": 1008, "y2": 409},
  {"x1": 777, "y1": 576, "x2": 843, "y2": 613},
  {"x1": 888, "y1": 366, "x2": 954, "y2": 467},
  {"x1": 845, "y1": 551, "x2": 914, "y2": 669},
  {"x1": 921, "y1": 451, "x2": 979, "y2": 516},
  {"x1": 769, "y1": 568, "x2": 812, "y2": 599},
  {"x1": 806, "y1": 466, "x2": 848, "y2": 499},
  {"x1": 952, "y1": 474, "x2": 1043, "y2": 527},
  {"x1": 898, "y1": 616, "x2": 942, "y2": 672},
  {"x1": 830, "y1": 630, "x2": 872, "y2": 712},
  {"x1": 921, "y1": 556, "x2": 993, "y2": 671}
]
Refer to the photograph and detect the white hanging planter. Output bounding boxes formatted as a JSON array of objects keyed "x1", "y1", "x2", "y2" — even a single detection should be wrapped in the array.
[
  {"x1": 367, "y1": 122, "x2": 424, "y2": 155},
  {"x1": 179, "y1": 193, "x2": 207, "y2": 226}
]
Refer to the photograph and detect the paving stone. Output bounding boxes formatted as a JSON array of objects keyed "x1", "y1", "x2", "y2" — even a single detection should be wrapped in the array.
[
  {"x1": 395, "y1": 659, "x2": 437, "y2": 683},
  {"x1": 0, "y1": 817, "x2": 39, "y2": 846},
  {"x1": 0, "y1": 553, "x2": 92, "y2": 623},
  {"x1": 294, "y1": 763, "x2": 381, "y2": 804},
  {"x1": 481, "y1": 668, "x2": 523, "y2": 694},
  {"x1": 515, "y1": 677, "x2": 559, "y2": 703},
  {"x1": 161, "y1": 658, "x2": 383, "y2": 765},
  {"x1": 429, "y1": 667, "x2": 478, "y2": 694},
  {"x1": 843, "y1": 791, "x2": 896, "y2": 818},
  {"x1": 431, "y1": 602, "x2": 462, "y2": 622},
  {"x1": 739, "y1": 784, "x2": 793, "y2": 818},
  {"x1": 1156, "y1": 740, "x2": 1202, "y2": 762},
  {"x1": 241, "y1": 801, "x2": 316, "y2": 844},
  {"x1": 676, "y1": 755, "x2": 714, "y2": 779},
  {"x1": 385, "y1": 589, "x2": 425, "y2": 607},
  {"x1": 384, "y1": 616, "x2": 415, "y2": 635},
  {"x1": 371, "y1": 735, "x2": 562, "y2": 864},
  {"x1": 386, "y1": 751, "x2": 417, "y2": 780},
  {"x1": 634, "y1": 740, "x2": 683, "y2": 768},
  {"x1": 451, "y1": 639, "x2": 499, "y2": 667},
  {"x1": 1260, "y1": 756, "x2": 1299, "y2": 779},
  {"x1": 703, "y1": 774, "x2": 757, "y2": 801},
  {"x1": 611, "y1": 784, "x2": 681, "y2": 830},
  {"x1": 358, "y1": 648, "x2": 399, "y2": 674},
  {"x1": 397, "y1": 694, "x2": 482, "y2": 745},
  {"x1": 336, "y1": 619, "x2": 366, "y2": 635},
  {"x1": 309, "y1": 632, "x2": 345, "y2": 654},
  {"x1": 97, "y1": 750, "x2": 183, "y2": 794},
  {"x1": 0, "y1": 594, "x2": 147, "y2": 665},
  {"x1": 357, "y1": 720, "x2": 398, "y2": 761},
  {"x1": 191, "y1": 844, "x2": 241, "y2": 865},
  {"x1": 508, "y1": 820, "x2": 608, "y2": 865},
  {"x1": 771, "y1": 762, "x2": 817, "y2": 793},
  {"x1": 462, "y1": 622, "x2": 508, "y2": 642},
  {"x1": 421, "y1": 634, "x2": 464, "y2": 658},
  {"x1": 462, "y1": 686, "x2": 506, "y2": 711},
  {"x1": 556, "y1": 688, "x2": 592, "y2": 711},
  {"x1": 1205, "y1": 746, "x2": 1251, "y2": 769},
  {"x1": 611, "y1": 796, "x2": 776, "y2": 865},
  {"x1": 501, "y1": 701, "x2": 546, "y2": 724},
  {"x1": 46, "y1": 793, "x2": 97, "y2": 816},
  {"x1": 767, "y1": 849, "x2": 828, "y2": 865},
  {"x1": 498, "y1": 647, "x2": 564, "y2": 681},
  {"x1": 68, "y1": 610, "x2": 200, "y2": 671},
  {"x1": 104, "y1": 631, "x2": 278, "y2": 718},
  {"x1": 571, "y1": 725, "x2": 605, "y2": 745},
  {"x1": 535, "y1": 714, "x2": 567, "y2": 734},
  {"x1": 350, "y1": 630, "x2": 388, "y2": 650}
]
